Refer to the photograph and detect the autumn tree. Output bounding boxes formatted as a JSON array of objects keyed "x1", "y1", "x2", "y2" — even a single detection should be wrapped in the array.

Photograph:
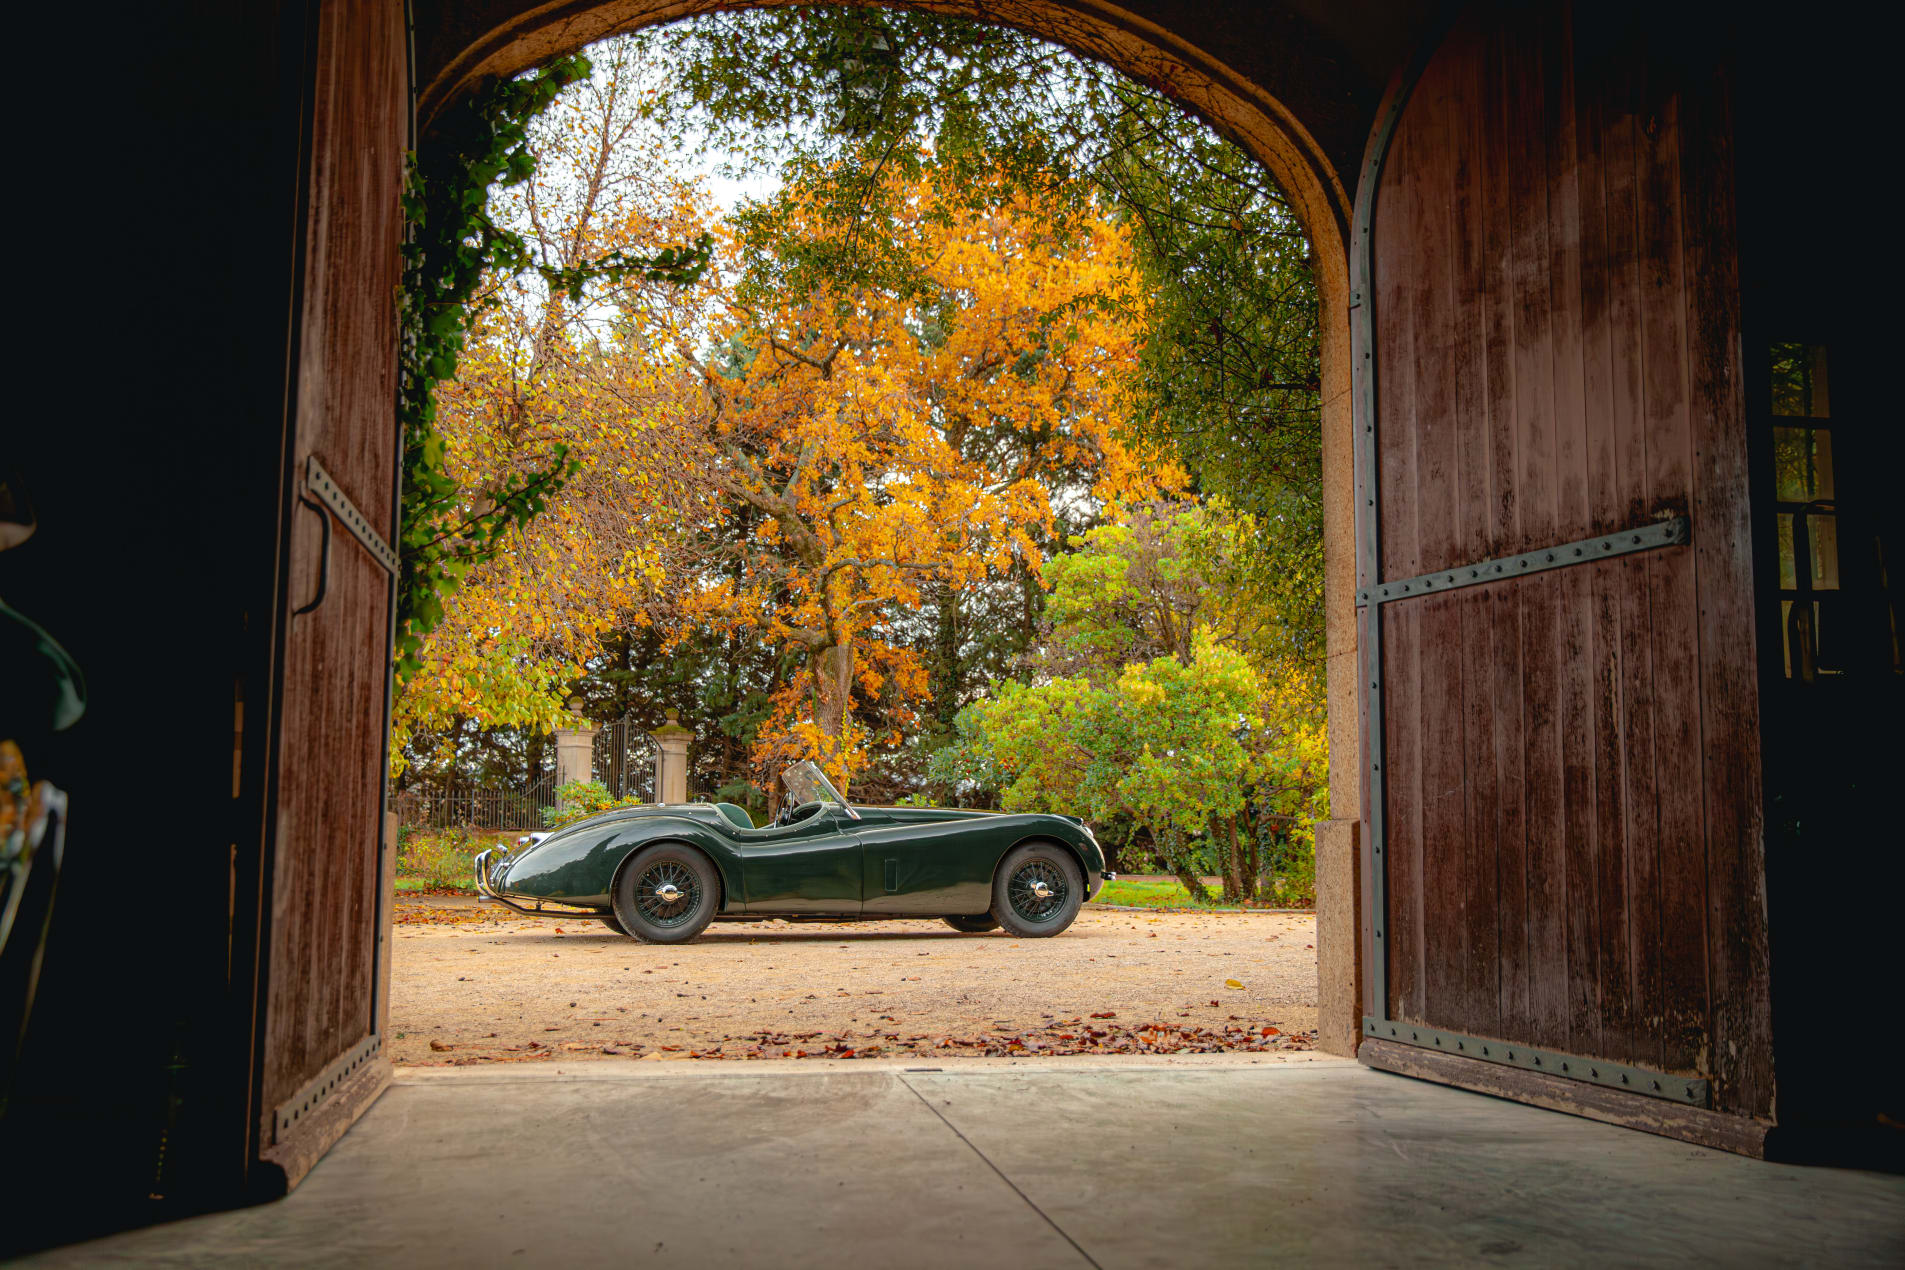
[
  {"x1": 660, "y1": 4, "x2": 1330, "y2": 738},
  {"x1": 655, "y1": 167, "x2": 1160, "y2": 791},
  {"x1": 393, "y1": 39, "x2": 721, "y2": 775}
]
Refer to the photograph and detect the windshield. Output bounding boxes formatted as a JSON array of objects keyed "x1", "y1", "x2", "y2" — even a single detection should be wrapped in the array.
[{"x1": 781, "y1": 760, "x2": 859, "y2": 819}]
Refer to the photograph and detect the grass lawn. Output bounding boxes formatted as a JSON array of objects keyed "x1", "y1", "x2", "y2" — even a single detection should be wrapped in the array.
[
  {"x1": 395, "y1": 875, "x2": 474, "y2": 894},
  {"x1": 1092, "y1": 875, "x2": 1311, "y2": 911}
]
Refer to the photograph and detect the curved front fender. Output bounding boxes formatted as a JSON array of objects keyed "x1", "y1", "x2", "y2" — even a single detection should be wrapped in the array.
[{"x1": 498, "y1": 818, "x2": 744, "y2": 911}]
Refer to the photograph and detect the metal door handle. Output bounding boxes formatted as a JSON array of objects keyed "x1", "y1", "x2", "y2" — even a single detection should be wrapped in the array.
[{"x1": 292, "y1": 494, "x2": 331, "y2": 616}]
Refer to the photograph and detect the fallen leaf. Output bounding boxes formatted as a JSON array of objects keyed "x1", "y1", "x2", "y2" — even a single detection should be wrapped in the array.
[
  {"x1": 1224, "y1": 979, "x2": 1244, "y2": 989},
  {"x1": 428, "y1": 1039, "x2": 451, "y2": 1052}
]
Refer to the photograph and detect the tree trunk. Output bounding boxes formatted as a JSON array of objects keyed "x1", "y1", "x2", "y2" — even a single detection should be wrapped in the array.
[
  {"x1": 1240, "y1": 808, "x2": 1262, "y2": 903},
  {"x1": 1162, "y1": 829, "x2": 1214, "y2": 904},
  {"x1": 931, "y1": 581, "x2": 960, "y2": 730},
  {"x1": 810, "y1": 634, "x2": 855, "y2": 792},
  {"x1": 1220, "y1": 815, "x2": 1245, "y2": 903},
  {"x1": 1173, "y1": 860, "x2": 1214, "y2": 906}
]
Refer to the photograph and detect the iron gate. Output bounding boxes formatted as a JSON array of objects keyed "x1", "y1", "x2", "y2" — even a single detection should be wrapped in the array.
[{"x1": 592, "y1": 713, "x2": 655, "y2": 801}]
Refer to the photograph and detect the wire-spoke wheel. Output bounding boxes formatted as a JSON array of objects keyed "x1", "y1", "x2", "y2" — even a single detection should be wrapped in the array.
[
  {"x1": 991, "y1": 843, "x2": 1083, "y2": 938},
  {"x1": 612, "y1": 844, "x2": 718, "y2": 944},
  {"x1": 635, "y1": 861, "x2": 701, "y2": 927}
]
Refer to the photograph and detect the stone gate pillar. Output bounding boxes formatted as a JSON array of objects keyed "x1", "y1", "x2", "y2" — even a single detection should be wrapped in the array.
[
  {"x1": 1313, "y1": 818, "x2": 1363, "y2": 1057},
  {"x1": 552, "y1": 703, "x2": 597, "y2": 809},
  {"x1": 649, "y1": 709, "x2": 692, "y2": 805}
]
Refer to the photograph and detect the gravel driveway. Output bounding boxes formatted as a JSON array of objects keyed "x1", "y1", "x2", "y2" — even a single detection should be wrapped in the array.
[{"x1": 389, "y1": 898, "x2": 1319, "y2": 1065}]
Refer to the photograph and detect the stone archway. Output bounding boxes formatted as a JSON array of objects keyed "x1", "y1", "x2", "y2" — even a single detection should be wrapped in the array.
[{"x1": 410, "y1": 0, "x2": 1371, "y2": 1054}]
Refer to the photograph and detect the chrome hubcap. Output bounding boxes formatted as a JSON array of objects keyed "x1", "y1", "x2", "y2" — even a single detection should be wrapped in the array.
[{"x1": 654, "y1": 883, "x2": 682, "y2": 904}]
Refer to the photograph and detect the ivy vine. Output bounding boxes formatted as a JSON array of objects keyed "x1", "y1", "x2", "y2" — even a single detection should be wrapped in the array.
[{"x1": 395, "y1": 52, "x2": 713, "y2": 682}]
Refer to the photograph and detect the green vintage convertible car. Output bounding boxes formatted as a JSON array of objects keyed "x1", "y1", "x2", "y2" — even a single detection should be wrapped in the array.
[{"x1": 474, "y1": 760, "x2": 1111, "y2": 943}]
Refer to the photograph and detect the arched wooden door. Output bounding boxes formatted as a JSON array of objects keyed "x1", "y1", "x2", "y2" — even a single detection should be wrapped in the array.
[{"x1": 1351, "y1": 0, "x2": 1774, "y2": 1152}]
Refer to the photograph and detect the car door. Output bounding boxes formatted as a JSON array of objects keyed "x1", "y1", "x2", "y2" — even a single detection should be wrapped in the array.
[
  {"x1": 852, "y1": 815, "x2": 992, "y2": 915},
  {"x1": 740, "y1": 810, "x2": 863, "y2": 914}
]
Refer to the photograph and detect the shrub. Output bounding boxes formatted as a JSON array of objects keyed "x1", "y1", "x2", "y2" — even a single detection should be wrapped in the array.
[
  {"x1": 394, "y1": 826, "x2": 502, "y2": 892},
  {"x1": 540, "y1": 780, "x2": 647, "y2": 829}
]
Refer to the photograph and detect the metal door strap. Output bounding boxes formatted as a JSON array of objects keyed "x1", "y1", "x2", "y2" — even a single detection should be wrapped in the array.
[
  {"x1": 1363, "y1": 1016, "x2": 1710, "y2": 1106},
  {"x1": 305, "y1": 457, "x2": 399, "y2": 576},
  {"x1": 273, "y1": 1032, "x2": 383, "y2": 1142},
  {"x1": 1357, "y1": 516, "x2": 1687, "y2": 607}
]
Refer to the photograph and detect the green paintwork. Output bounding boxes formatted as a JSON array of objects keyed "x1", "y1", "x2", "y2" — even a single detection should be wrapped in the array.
[{"x1": 490, "y1": 800, "x2": 1106, "y2": 919}]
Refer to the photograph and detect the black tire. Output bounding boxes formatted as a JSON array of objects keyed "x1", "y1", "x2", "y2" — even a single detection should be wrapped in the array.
[
  {"x1": 990, "y1": 843, "x2": 1084, "y2": 938},
  {"x1": 942, "y1": 914, "x2": 1000, "y2": 934},
  {"x1": 599, "y1": 912, "x2": 628, "y2": 935},
  {"x1": 611, "y1": 843, "x2": 719, "y2": 944}
]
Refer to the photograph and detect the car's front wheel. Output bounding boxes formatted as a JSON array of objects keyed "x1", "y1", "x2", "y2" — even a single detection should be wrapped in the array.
[
  {"x1": 942, "y1": 914, "x2": 999, "y2": 933},
  {"x1": 599, "y1": 912, "x2": 628, "y2": 935},
  {"x1": 612, "y1": 844, "x2": 719, "y2": 944},
  {"x1": 991, "y1": 843, "x2": 1083, "y2": 938}
]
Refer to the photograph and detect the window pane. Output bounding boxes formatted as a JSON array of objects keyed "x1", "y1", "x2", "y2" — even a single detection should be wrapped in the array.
[
  {"x1": 1816, "y1": 598, "x2": 1844, "y2": 675},
  {"x1": 1781, "y1": 599, "x2": 1793, "y2": 676},
  {"x1": 1777, "y1": 513, "x2": 1796, "y2": 588},
  {"x1": 1773, "y1": 426, "x2": 1835, "y2": 502},
  {"x1": 1774, "y1": 429, "x2": 1809, "y2": 500},
  {"x1": 1810, "y1": 515, "x2": 1840, "y2": 590},
  {"x1": 1770, "y1": 342, "x2": 1830, "y2": 418},
  {"x1": 1781, "y1": 600, "x2": 1827, "y2": 679}
]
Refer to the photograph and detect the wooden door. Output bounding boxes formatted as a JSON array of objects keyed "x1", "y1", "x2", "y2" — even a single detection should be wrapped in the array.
[
  {"x1": 250, "y1": 0, "x2": 409, "y2": 1192},
  {"x1": 1352, "y1": 0, "x2": 1775, "y2": 1152}
]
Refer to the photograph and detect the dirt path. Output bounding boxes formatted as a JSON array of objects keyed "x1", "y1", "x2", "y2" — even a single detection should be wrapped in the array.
[{"x1": 390, "y1": 899, "x2": 1319, "y2": 1066}]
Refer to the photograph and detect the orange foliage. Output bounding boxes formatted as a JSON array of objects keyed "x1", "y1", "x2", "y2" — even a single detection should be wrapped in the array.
[{"x1": 663, "y1": 172, "x2": 1180, "y2": 788}]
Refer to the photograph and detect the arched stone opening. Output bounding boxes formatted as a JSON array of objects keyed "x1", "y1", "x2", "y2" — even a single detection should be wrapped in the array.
[
  {"x1": 409, "y1": 7, "x2": 1369, "y2": 1041},
  {"x1": 412, "y1": 0, "x2": 1373, "y2": 1048}
]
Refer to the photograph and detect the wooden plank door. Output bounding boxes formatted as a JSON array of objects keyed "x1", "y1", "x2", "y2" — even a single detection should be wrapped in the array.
[
  {"x1": 1352, "y1": 0, "x2": 1775, "y2": 1152},
  {"x1": 251, "y1": 0, "x2": 409, "y2": 1192}
]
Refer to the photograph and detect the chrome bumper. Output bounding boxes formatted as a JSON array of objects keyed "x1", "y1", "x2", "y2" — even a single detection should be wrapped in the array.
[{"x1": 473, "y1": 846, "x2": 506, "y2": 901}]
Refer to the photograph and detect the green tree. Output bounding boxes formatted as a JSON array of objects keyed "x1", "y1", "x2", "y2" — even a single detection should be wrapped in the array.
[
  {"x1": 951, "y1": 630, "x2": 1261, "y2": 902},
  {"x1": 938, "y1": 500, "x2": 1328, "y2": 903}
]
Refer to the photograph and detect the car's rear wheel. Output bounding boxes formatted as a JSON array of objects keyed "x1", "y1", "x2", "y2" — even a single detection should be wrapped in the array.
[
  {"x1": 991, "y1": 843, "x2": 1083, "y2": 938},
  {"x1": 599, "y1": 912, "x2": 628, "y2": 935},
  {"x1": 942, "y1": 914, "x2": 999, "y2": 933},
  {"x1": 612, "y1": 844, "x2": 719, "y2": 944}
]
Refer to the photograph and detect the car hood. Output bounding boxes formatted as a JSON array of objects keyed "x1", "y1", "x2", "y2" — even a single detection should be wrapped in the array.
[
  {"x1": 503, "y1": 803, "x2": 723, "y2": 866},
  {"x1": 851, "y1": 805, "x2": 998, "y2": 825},
  {"x1": 851, "y1": 805, "x2": 1090, "y2": 829}
]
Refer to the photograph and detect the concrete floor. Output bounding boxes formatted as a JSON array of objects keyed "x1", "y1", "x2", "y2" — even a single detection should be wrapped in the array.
[{"x1": 22, "y1": 1058, "x2": 1903, "y2": 1268}]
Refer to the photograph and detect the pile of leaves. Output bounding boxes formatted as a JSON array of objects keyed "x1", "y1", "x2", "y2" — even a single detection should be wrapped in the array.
[
  {"x1": 412, "y1": 1014, "x2": 1315, "y2": 1065},
  {"x1": 392, "y1": 903, "x2": 495, "y2": 925}
]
